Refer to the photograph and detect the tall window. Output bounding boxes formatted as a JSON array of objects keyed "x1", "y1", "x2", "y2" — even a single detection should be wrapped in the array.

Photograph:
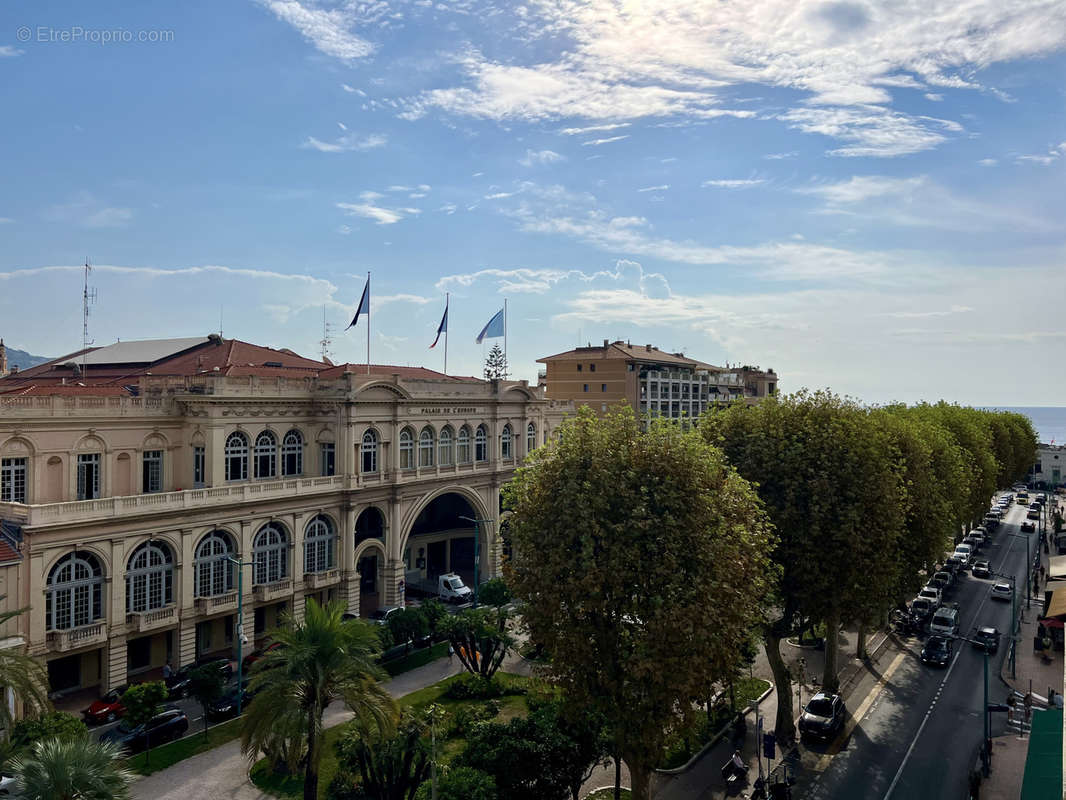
[
  {"x1": 304, "y1": 515, "x2": 336, "y2": 574},
  {"x1": 254, "y1": 431, "x2": 277, "y2": 479},
  {"x1": 126, "y1": 541, "x2": 174, "y2": 613},
  {"x1": 195, "y1": 531, "x2": 235, "y2": 597},
  {"x1": 320, "y1": 443, "x2": 335, "y2": 476},
  {"x1": 418, "y1": 428, "x2": 434, "y2": 468},
  {"x1": 0, "y1": 457, "x2": 27, "y2": 503},
  {"x1": 253, "y1": 523, "x2": 288, "y2": 585},
  {"x1": 457, "y1": 427, "x2": 471, "y2": 464},
  {"x1": 225, "y1": 432, "x2": 248, "y2": 481},
  {"x1": 501, "y1": 424, "x2": 513, "y2": 459},
  {"x1": 361, "y1": 430, "x2": 379, "y2": 474},
  {"x1": 282, "y1": 430, "x2": 303, "y2": 476},
  {"x1": 438, "y1": 426, "x2": 454, "y2": 466},
  {"x1": 475, "y1": 426, "x2": 488, "y2": 462},
  {"x1": 46, "y1": 552, "x2": 104, "y2": 630},
  {"x1": 193, "y1": 446, "x2": 205, "y2": 488},
  {"x1": 76, "y1": 453, "x2": 101, "y2": 500},
  {"x1": 527, "y1": 423, "x2": 537, "y2": 454},
  {"x1": 142, "y1": 450, "x2": 163, "y2": 493},
  {"x1": 399, "y1": 428, "x2": 415, "y2": 470}
]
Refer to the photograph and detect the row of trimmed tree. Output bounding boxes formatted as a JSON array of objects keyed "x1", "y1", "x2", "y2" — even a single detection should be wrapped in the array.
[{"x1": 502, "y1": 393, "x2": 1037, "y2": 800}]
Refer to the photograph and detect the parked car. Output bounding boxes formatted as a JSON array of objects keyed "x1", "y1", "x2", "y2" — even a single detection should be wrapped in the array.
[
  {"x1": 943, "y1": 556, "x2": 964, "y2": 575},
  {"x1": 910, "y1": 597, "x2": 934, "y2": 625},
  {"x1": 242, "y1": 641, "x2": 283, "y2": 670},
  {"x1": 971, "y1": 559, "x2": 992, "y2": 579},
  {"x1": 953, "y1": 544, "x2": 973, "y2": 567},
  {"x1": 929, "y1": 571, "x2": 953, "y2": 593},
  {"x1": 83, "y1": 685, "x2": 128, "y2": 725},
  {"x1": 973, "y1": 626, "x2": 1000, "y2": 654},
  {"x1": 0, "y1": 774, "x2": 20, "y2": 796},
  {"x1": 167, "y1": 657, "x2": 233, "y2": 700},
  {"x1": 368, "y1": 606, "x2": 404, "y2": 626},
  {"x1": 798, "y1": 692, "x2": 846, "y2": 742},
  {"x1": 990, "y1": 582, "x2": 1013, "y2": 601},
  {"x1": 1021, "y1": 521, "x2": 1036, "y2": 533},
  {"x1": 101, "y1": 708, "x2": 189, "y2": 753},
  {"x1": 929, "y1": 605, "x2": 960, "y2": 636},
  {"x1": 206, "y1": 684, "x2": 255, "y2": 721},
  {"x1": 964, "y1": 533, "x2": 984, "y2": 552},
  {"x1": 1027, "y1": 508, "x2": 1041, "y2": 520},
  {"x1": 921, "y1": 635, "x2": 954, "y2": 667},
  {"x1": 918, "y1": 586, "x2": 942, "y2": 609}
]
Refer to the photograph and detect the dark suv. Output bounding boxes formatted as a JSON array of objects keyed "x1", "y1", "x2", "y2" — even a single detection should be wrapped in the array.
[
  {"x1": 101, "y1": 708, "x2": 189, "y2": 753},
  {"x1": 798, "y1": 692, "x2": 846, "y2": 741},
  {"x1": 167, "y1": 657, "x2": 233, "y2": 699}
]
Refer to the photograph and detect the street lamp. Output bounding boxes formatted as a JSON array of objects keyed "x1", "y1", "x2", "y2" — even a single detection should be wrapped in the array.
[
  {"x1": 459, "y1": 515, "x2": 493, "y2": 608},
  {"x1": 1005, "y1": 530, "x2": 1033, "y2": 610},
  {"x1": 226, "y1": 555, "x2": 255, "y2": 715},
  {"x1": 956, "y1": 630, "x2": 997, "y2": 777}
]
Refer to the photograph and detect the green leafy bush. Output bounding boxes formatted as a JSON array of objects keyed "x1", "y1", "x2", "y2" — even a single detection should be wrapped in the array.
[
  {"x1": 9, "y1": 712, "x2": 87, "y2": 751},
  {"x1": 443, "y1": 674, "x2": 505, "y2": 700}
]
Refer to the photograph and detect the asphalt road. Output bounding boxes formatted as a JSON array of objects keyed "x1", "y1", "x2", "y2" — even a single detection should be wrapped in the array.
[{"x1": 794, "y1": 497, "x2": 1042, "y2": 800}]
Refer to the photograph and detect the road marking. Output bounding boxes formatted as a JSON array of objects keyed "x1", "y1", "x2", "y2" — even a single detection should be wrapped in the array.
[{"x1": 812, "y1": 649, "x2": 908, "y2": 772}]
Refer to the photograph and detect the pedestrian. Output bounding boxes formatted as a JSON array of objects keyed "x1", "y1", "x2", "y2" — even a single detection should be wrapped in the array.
[
  {"x1": 1024, "y1": 691, "x2": 1033, "y2": 725},
  {"x1": 448, "y1": 644, "x2": 454, "y2": 663},
  {"x1": 162, "y1": 660, "x2": 173, "y2": 682},
  {"x1": 1041, "y1": 565, "x2": 1047, "y2": 583}
]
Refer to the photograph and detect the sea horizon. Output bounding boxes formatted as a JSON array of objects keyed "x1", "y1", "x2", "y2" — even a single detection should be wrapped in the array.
[{"x1": 984, "y1": 406, "x2": 1066, "y2": 446}]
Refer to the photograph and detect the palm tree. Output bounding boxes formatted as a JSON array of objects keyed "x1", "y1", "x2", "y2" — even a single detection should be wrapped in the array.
[
  {"x1": 0, "y1": 599, "x2": 50, "y2": 728},
  {"x1": 241, "y1": 598, "x2": 396, "y2": 800},
  {"x1": 9, "y1": 735, "x2": 134, "y2": 800}
]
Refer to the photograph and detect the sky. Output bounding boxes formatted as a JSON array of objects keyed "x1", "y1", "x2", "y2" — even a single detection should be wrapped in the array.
[{"x1": 1, "y1": 0, "x2": 1064, "y2": 406}]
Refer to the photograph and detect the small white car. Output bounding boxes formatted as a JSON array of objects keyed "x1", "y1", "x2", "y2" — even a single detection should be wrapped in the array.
[
  {"x1": 990, "y1": 582, "x2": 1013, "y2": 601},
  {"x1": 918, "y1": 586, "x2": 942, "y2": 609}
]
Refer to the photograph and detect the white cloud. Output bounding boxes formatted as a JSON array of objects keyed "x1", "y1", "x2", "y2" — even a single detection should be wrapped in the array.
[
  {"x1": 256, "y1": 0, "x2": 376, "y2": 61},
  {"x1": 336, "y1": 199, "x2": 421, "y2": 225},
  {"x1": 519, "y1": 149, "x2": 565, "y2": 166},
  {"x1": 45, "y1": 192, "x2": 133, "y2": 229},
  {"x1": 764, "y1": 151, "x2": 798, "y2": 160},
  {"x1": 439, "y1": 203, "x2": 457, "y2": 214},
  {"x1": 924, "y1": 92, "x2": 944, "y2": 101},
  {"x1": 376, "y1": 293, "x2": 433, "y2": 306},
  {"x1": 341, "y1": 83, "x2": 367, "y2": 96},
  {"x1": 1014, "y1": 143, "x2": 1066, "y2": 165},
  {"x1": 702, "y1": 179, "x2": 766, "y2": 189},
  {"x1": 302, "y1": 132, "x2": 387, "y2": 153},
  {"x1": 582, "y1": 135, "x2": 629, "y2": 146},
  {"x1": 337, "y1": 121, "x2": 348, "y2": 131},
  {"x1": 638, "y1": 185, "x2": 669, "y2": 192},
  {"x1": 559, "y1": 122, "x2": 631, "y2": 136},
  {"x1": 485, "y1": 191, "x2": 517, "y2": 200},
  {"x1": 0, "y1": 46, "x2": 23, "y2": 57},
  {"x1": 978, "y1": 158, "x2": 998, "y2": 166}
]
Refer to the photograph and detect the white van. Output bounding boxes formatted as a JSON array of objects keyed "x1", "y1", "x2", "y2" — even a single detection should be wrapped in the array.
[
  {"x1": 953, "y1": 544, "x2": 973, "y2": 566},
  {"x1": 929, "y1": 606, "x2": 959, "y2": 636}
]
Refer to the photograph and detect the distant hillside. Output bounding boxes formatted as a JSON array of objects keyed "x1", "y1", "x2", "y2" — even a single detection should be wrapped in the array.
[{"x1": 3, "y1": 344, "x2": 51, "y2": 371}]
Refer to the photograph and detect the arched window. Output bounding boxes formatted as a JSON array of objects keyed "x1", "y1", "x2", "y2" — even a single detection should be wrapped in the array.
[
  {"x1": 475, "y1": 425, "x2": 488, "y2": 462},
  {"x1": 438, "y1": 426, "x2": 454, "y2": 466},
  {"x1": 527, "y1": 422, "x2": 537, "y2": 454},
  {"x1": 225, "y1": 432, "x2": 248, "y2": 481},
  {"x1": 195, "y1": 531, "x2": 235, "y2": 597},
  {"x1": 254, "y1": 431, "x2": 277, "y2": 479},
  {"x1": 361, "y1": 430, "x2": 379, "y2": 474},
  {"x1": 501, "y1": 424, "x2": 513, "y2": 459},
  {"x1": 419, "y1": 428, "x2": 434, "y2": 468},
  {"x1": 126, "y1": 541, "x2": 174, "y2": 613},
  {"x1": 457, "y1": 426, "x2": 471, "y2": 464},
  {"x1": 282, "y1": 430, "x2": 303, "y2": 476},
  {"x1": 46, "y1": 552, "x2": 104, "y2": 630},
  {"x1": 304, "y1": 515, "x2": 336, "y2": 574},
  {"x1": 399, "y1": 428, "x2": 414, "y2": 470},
  {"x1": 253, "y1": 523, "x2": 288, "y2": 585}
]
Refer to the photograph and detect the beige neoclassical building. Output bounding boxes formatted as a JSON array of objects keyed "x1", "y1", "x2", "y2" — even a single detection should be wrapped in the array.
[{"x1": 0, "y1": 336, "x2": 570, "y2": 696}]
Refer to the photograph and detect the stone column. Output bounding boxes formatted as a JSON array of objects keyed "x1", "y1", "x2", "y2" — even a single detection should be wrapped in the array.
[
  {"x1": 383, "y1": 558, "x2": 406, "y2": 607},
  {"x1": 27, "y1": 550, "x2": 47, "y2": 652},
  {"x1": 341, "y1": 504, "x2": 359, "y2": 616},
  {"x1": 178, "y1": 528, "x2": 197, "y2": 668}
]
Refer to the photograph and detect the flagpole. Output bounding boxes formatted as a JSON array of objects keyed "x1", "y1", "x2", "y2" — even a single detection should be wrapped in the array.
[
  {"x1": 444, "y1": 292, "x2": 449, "y2": 376},
  {"x1": 366, "y1": 271, "x2": 371, "y2": 376}
]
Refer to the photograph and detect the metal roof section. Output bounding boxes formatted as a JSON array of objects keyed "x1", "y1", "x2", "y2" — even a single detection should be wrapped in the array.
[{"x1": 76, "y1": 337, "x2": 209, "y2": 366}]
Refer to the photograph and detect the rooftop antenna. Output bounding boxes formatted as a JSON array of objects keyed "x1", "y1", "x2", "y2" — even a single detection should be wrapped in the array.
[
  {"x1": 219, "y1": 306, "x2": 223, "y2": 338},
  {"x1": 319, "y1": 306, "x2": 334, "y2": 362},
  {"x1": 82, "y1": 258, "x2": 96, "y2": 372}
]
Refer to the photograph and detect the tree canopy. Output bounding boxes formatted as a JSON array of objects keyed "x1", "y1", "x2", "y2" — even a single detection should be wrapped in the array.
[{"x1": 504, "y1": 406, "x2": 775, "y2": 800}]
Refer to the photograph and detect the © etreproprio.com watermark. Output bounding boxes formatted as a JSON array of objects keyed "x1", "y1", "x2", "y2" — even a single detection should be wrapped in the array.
[{"x1": 15, "y1": 25, "x2": 175, "y2": 45}]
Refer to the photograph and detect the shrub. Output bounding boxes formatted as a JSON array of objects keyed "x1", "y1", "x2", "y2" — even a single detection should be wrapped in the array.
[
  {"x1": 444, "y1": 674, "x2": 505, "y2": 700},
  {"x1": 414, "y1": 766, "x2": 497, "y2": 800},
  {"x1": 477, "y1": 578, "x2": 513, "y2": 608},
  {"x1": 9, "y1": 712, "x2": 87, "y2": 751}
]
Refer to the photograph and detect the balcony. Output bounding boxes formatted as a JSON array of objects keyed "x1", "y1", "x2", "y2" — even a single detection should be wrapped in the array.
[
  {"x1": 304, "y1": 569, "x2": 340, "y2": 590},
  {"x1": 253, "y1": 579, "x2": 293, "y2": 603},
  {"x1": 46, "y1": 622, "x2": 107, "y2": 653},
  {"x1": 195, "y1": 592, "x2": 239, "y2": 616},
  {"x1": 126, "y1": 605, "x2": 177, "y2": 634}
]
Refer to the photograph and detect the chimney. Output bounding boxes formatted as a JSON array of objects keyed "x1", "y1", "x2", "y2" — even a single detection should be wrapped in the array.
[
  {"x1": 603, "y1": 339, "x2": 609, "y2": 348},
  {"x1": 645, "y1": 344, "x2": 652, "y2": 352}
]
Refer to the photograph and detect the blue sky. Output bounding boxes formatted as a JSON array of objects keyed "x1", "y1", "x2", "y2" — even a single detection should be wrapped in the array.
[{"x1": 1, "y1": 0, "x2": 1064, "y2": 405}]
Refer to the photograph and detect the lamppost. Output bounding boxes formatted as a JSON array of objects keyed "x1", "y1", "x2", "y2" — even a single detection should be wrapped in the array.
[
  {"x1": 459, "y1": 515, "x2": 493, "y2": 608},
  {"x1": 226, "y1": 555, "x2": 255, "y2": 715},
  {"x1": 1006, "y1": 530, "x2": 1032, "y2": 610},
  {"x1": 957, "y1": 630, "x2": 996, "y2": 777}
]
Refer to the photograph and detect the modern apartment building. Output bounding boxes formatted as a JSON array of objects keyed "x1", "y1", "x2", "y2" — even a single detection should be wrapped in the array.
[
  {"x1": 0, "y1": 335, "x2": 570, "y2": 697},
  {"x1": 538, "y1": 339, "x2": 778, "y2": 419}
]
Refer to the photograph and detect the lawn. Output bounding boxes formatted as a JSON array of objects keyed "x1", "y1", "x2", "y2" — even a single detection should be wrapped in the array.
[
  {"x1": 251, "y1": 671, "x2": 535, "y2": 799},
  {"x1": 125, "y1": 716, "x2": 243, "y2": 776}
]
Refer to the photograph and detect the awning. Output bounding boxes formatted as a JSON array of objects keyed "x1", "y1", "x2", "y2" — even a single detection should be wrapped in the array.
[
  {"x1": 1048, "y1": 556, "x2": 1066, "y2": 581},
  {"x1": 1020, "y1": 708, "x2": 1062, "y2": 800},
  {"x1": 1046, "y1": 589, "x2": 1066, "y2": 620},
  {"x1": 1040, "y1": 619, "x2": 1064, "y2": 630}
]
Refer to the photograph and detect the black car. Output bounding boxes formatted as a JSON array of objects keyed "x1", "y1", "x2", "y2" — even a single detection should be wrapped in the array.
[
  {"x1": 206, "y1": 684, "x2": 255, "y2": 721},
  {"x1": 973, "y1": 626, "x2": 1000, "y2": 654},
  {"x1": 101, "y1": 708, "x2": 189, "y2": 753},
  {"x1": 1021, "y1": 521, "x2": 1036, "y2": 533},
  {"x1": 943, "y1": 556, "x2": 964, "y2": 575},
  {"x1": 167, "y1": 657, "x2": 233, "y2": 699},
  {"x1": 971, "y1": 560, "x2": 992, "y2": 579},
  {"x1": 910, "y1": 597, "x2": 934, "y2": 626},
  {"x1": 798, "y1": 692, "x2": 846, "y2": 741},
  {"x1": 921, "y1": 635, "x2": 954, "y2": 667}
]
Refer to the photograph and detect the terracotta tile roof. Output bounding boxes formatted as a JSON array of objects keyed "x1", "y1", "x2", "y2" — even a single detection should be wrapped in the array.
[
  {"x1": 319, "y1": 364, "x2": 482, "y2": 382},
  {"x1": 0, "y1": 539, "x2": 19, "y2": 564},
  {"x1": 0, "y1": 385, "x2": 134, "y2": 397},
  {"x1": 539, "y1": 341, "x2": 699, "y2": 366}
]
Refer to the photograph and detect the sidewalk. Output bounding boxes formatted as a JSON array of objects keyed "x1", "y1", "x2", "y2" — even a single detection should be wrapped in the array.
[{"x1": 131, "y1": 650, "x2": 532, "y2": 800}]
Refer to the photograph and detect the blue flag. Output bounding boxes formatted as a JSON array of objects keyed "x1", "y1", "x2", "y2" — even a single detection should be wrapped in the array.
[
  {"x1": 346, "y1": 277, "x2": 370, "y2": 330},
  {"x1": 430, "y1": 302, "x2": 448, "y2": 348},
  {"x1": 476, "y1": 308, "x2": 504, "y2": 344}
]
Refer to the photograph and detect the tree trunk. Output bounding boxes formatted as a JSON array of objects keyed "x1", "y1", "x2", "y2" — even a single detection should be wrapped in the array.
[
  {"x1": 627, "y1": 758, "x2": 651, "y2": 800},
  {"x1": 855, "y1": 621, "x2": 867, "y2": 660},
  {"x1": 614, "y1": 752, "x2": 622, "y2": 800},
  {"x1": 822, "y1": 611, "x2": 841, "y2": 692},
  {"x1": 304, "y1": 712, "x2": 320, "y2": 800},
  {"x1": 764, "y1": 627, "x2": 795, "y2": 747}
]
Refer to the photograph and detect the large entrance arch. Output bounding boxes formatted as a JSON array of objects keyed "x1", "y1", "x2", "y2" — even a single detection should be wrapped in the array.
[
  {"x1": 402, "y1": 491, "x2": 490, "y2": 595},
  {"x1": 354, "y1": 507, "x2": 387, "y2": 617}
]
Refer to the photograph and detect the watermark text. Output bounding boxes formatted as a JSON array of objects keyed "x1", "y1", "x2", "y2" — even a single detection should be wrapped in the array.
[{"x1": 16, "y1": 26, "x2": 175, "y2": 45}]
